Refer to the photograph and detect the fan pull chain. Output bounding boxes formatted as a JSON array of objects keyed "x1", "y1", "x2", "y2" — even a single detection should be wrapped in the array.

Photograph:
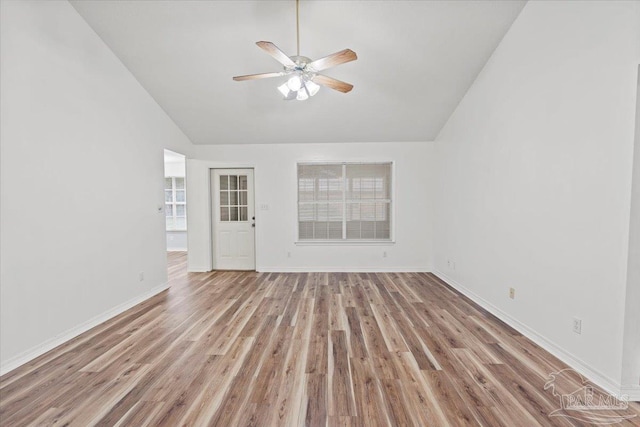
[{"x1": 296, "y1": 0, "x2": 300, "y2": 57}]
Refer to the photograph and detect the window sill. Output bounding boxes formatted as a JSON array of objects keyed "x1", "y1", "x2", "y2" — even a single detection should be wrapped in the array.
[{"x1": 295, "y1": 240, "x2": 395, "y2": 246}]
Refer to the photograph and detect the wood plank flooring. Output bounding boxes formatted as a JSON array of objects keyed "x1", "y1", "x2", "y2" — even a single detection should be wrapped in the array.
[{"x1": 1, "y1": 252, "x2": 639, "y2": 426}]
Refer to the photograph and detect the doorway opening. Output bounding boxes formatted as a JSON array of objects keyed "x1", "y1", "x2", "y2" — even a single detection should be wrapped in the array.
[{"x1": 164, "y1": 150, "x2": 187, "y2": 253}]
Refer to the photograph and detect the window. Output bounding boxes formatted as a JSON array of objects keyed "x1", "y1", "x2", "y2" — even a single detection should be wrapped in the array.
[
  {"x1": 165, "y1": 177, "x2": 186, "y2": 230},
  {"x1": 298, "y1": 162, "x2": 392, "y2": 241},
  {"x1": 218, "y1": 174, "x2": 249, "y2": 222}
]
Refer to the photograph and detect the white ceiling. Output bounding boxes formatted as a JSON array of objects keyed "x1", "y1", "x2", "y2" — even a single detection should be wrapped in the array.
[{"x1": 70, "y1": 0, "x2": 525, "y2": 145}]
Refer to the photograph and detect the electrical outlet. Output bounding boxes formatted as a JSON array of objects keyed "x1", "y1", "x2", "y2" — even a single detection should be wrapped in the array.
[
  {"x1": 573, "y1": 318, "x2": 582, "y2": 334},
  {"x1": 139, "y1": 272, "x2": 144, "y2": 282},
  {"x1": 383, "y1": 251, "x2": 387, "y2": 258},
  {"x1": 509, "y1": 287, "x2": 515, "y2": 299},
  {"x1": 287, "y1": 251, "x2": 291, "y2": 258}
]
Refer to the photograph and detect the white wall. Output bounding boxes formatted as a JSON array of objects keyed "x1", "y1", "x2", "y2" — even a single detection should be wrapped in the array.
[
  {"x1": 433, "y1": 0, "x2": 640, "y2": 395},
  {"x1": 164, "y1": 158, "x2": 188, "y2": 251},
  {"x1": 622, "y1": 68, "x2": 640, "y2": 394},
  {"x1": 188, "y1": 142, "x2": 433, "y2": 272},
  {"x1": 0, "y1": 1, "x2": 193, "y2": 371},
  {"x1": 164, "y1": 160, "x2": 186, "y2": 177}
]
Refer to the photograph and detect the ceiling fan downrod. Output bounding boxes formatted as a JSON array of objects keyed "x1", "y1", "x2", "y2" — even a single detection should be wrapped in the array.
[{"x1": 296, "y1": 0, "x2": 300, "y2": 57}]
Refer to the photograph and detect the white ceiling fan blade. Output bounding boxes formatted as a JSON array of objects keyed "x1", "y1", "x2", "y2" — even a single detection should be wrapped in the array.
[
  {"x1": 256, "y1": 41, "x2": 296, "y2": 68},
  {"x1": 233, "y1": 72, "x2": 286, "y2": 81},
  {"x1": 308, "y1": 49, "x2": 357, "y2": 72},
  {"x1": 312, "y1": 75, "x2": 354, "y2": 93}
]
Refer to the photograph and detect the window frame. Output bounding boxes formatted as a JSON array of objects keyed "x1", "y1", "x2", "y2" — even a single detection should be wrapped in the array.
[
  {"x1": 296, "y1": 161, "x2": 395, "y2": 244},
  {"x1": 165, "y1": 176, "x2": 187, "y2": 231},
  {"x1": 217, "y1": 173, "x2": 250, "y2": 222}
]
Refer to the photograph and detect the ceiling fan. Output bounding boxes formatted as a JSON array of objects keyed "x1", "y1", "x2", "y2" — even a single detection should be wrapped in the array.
[{"x1": 232, "y1": 0, "x2": 357, "y2": 101}]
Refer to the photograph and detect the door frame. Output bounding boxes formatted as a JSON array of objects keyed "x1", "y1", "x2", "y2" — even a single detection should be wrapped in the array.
[
  {"x1": 185, "y1": 160, "x2": 259, "y2": 273},
  {"x1": 210, "y1": 167, "x2": 256, "y2": 271}
]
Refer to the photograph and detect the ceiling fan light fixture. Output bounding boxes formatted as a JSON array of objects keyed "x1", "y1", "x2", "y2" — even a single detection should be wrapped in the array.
[
  {"x1": 277, "y1": 82, "x2": 290, "y2": 97},
  {"x1": 287, "y1": 75, "x2": 302, "y2": 91},
  {"x1": 296, "y1": 86, "x2": 310, "y2": 101},
  {"x1": 279, "y1": 74, "x2": 318, "y2": 101},
  {"x1": 305, "y1": 80, "x2": 320, "y2": 97}
]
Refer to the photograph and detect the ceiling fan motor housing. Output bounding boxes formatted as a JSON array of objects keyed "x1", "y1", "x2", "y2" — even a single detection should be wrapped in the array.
[{"x1": 288, "y1": 56, "x2": 315, "y2": 75}]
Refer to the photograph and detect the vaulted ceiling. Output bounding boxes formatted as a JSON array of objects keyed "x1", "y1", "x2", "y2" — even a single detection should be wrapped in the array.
[{"x1": 71, "y1": 0, "x2": 526, "y2": 145}]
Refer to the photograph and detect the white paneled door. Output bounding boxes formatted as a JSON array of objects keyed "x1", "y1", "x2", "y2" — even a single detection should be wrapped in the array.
[{"x1": 211, "y1": 169, "x2": 255, "y2": 270}]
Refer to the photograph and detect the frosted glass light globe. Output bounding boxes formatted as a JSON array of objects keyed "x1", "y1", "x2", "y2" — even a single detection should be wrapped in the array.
[{"x1": 287, "y1": 75, "x2": 302, "y2": 91}]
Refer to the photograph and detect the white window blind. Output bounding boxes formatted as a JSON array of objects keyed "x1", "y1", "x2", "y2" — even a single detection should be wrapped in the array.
[{"x1": 297, "y1": 162, "x2": 392, "y2": 241}]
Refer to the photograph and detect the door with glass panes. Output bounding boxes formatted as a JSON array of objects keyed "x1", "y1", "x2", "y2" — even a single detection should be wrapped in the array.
[{"x1": 211, "y1": 169, "x2": 255, "y2": 270}]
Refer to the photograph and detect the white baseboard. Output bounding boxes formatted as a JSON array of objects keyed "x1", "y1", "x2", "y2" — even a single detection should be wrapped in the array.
[
  {"x1": 187, "y1": 266, "x2": 211, "y2": 273},
  {"x1": 257, "y1": 266, "x2": 431, "y2": 273},
  {"x1": 620, "y1": 385, "x2": 640, "y2": 401},
  {"x1": 188, "y1": 266, "x2": 431, "y2": 273},
  {"x1": 433, "y1": 271, "x2": 637, "y2": 402},
  {"x1": 167, "y1": 249, "x2": 187, "y2": 252},
  {"x1": 0, "y1": 282, "x2": 170, "y2": 376}
]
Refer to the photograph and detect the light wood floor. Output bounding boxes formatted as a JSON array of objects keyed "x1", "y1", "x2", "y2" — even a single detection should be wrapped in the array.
[{"x1": 1, "y1": 252, "x2": 639, "y2": 426}]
